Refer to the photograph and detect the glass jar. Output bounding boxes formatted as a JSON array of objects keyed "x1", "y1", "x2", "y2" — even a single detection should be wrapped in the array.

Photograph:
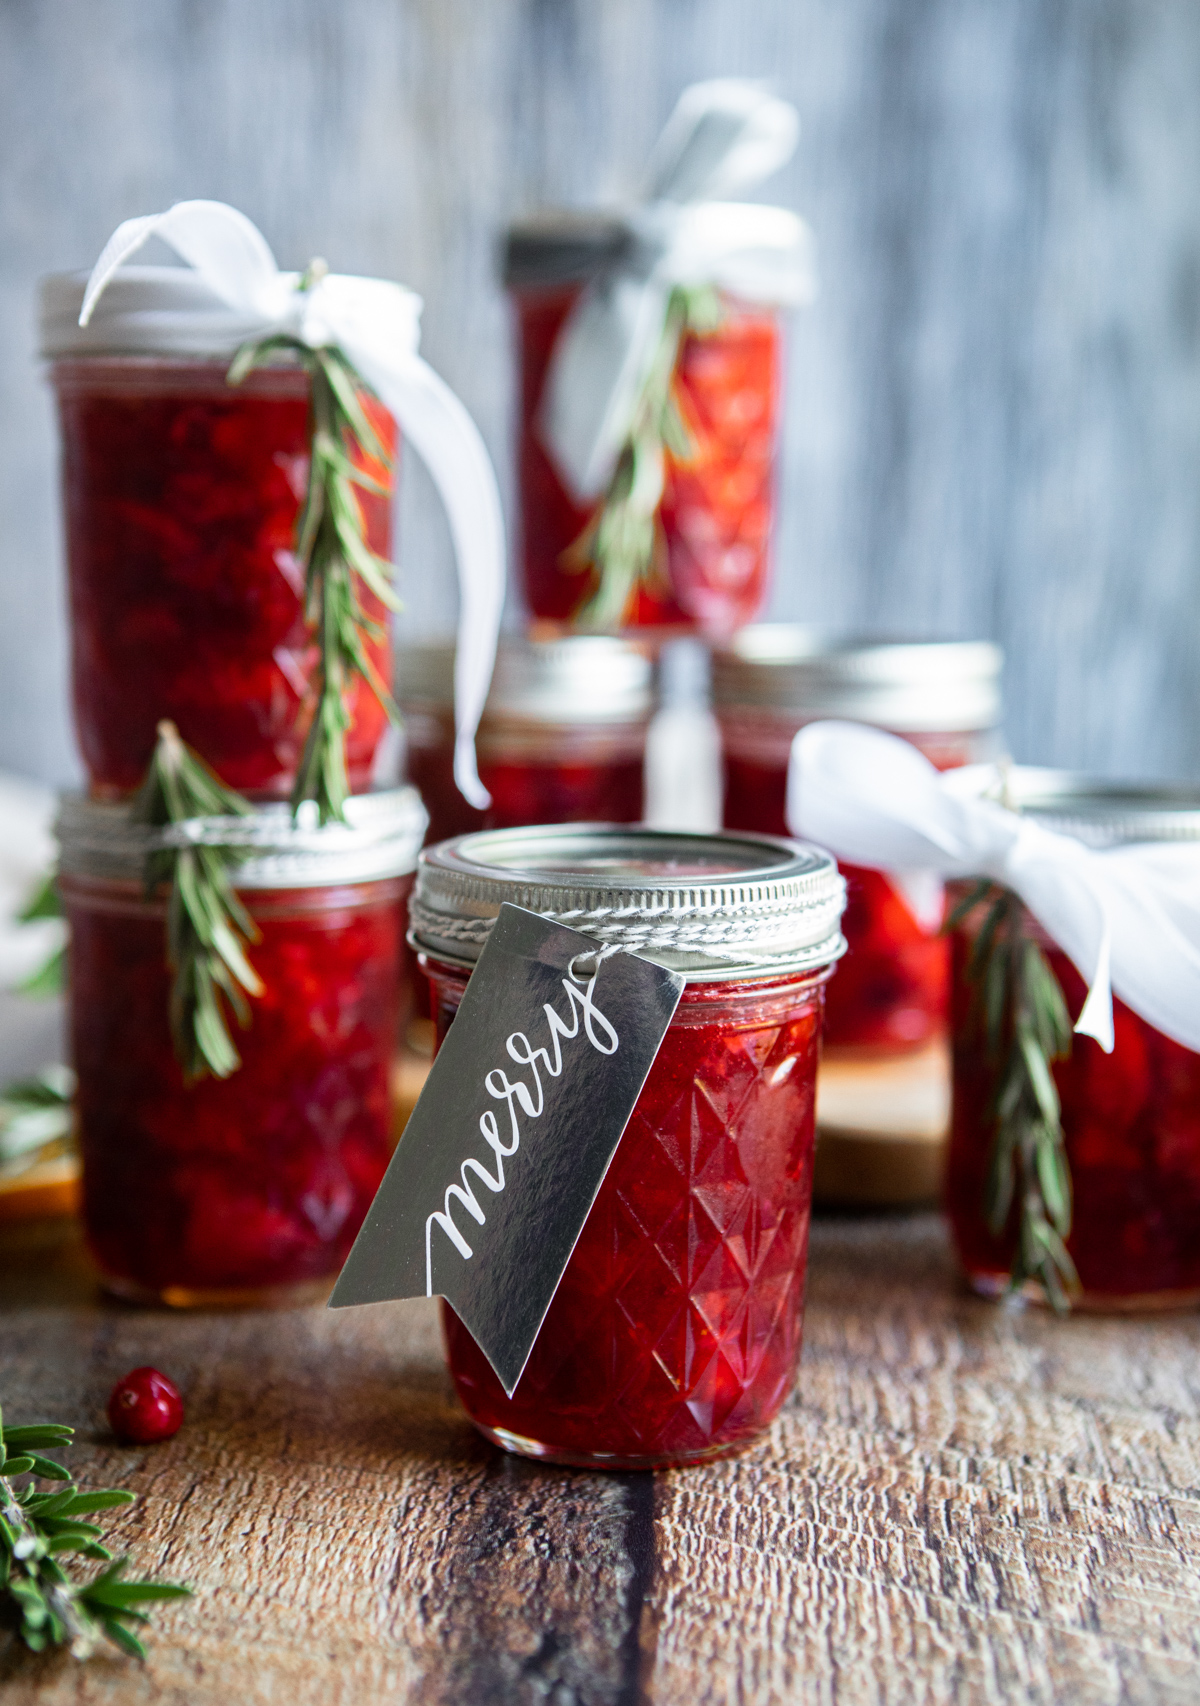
[
  {"x1": 398, "y1": 635, "x2": 654, "y2": 842},
  {"x1": 410, "y1": 823, "x2": 847, "y2": 1467},
  {"x1": 946, "y1": 775, "x2": 1200, "y2": 1310},
  {"x1": 715, "y1": 629, "x2": 1003, "y2": 1054},
  {"x1": 56, "y1": 787, "x2": 426, "y2": 1305},
  {"x1": 41, "y1": 273, "x2": 397, "y2": 800},
  {"x1": 506, "y1": 219, "x2": 783, "y2": 637}
]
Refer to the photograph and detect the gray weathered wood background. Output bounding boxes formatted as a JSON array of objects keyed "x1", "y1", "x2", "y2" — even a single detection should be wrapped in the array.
[{"x1": 2, "y1": 0, "x2": 1199, "y2": 786}]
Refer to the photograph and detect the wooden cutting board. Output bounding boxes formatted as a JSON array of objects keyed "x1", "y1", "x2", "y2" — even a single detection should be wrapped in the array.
[{"x1": 814, "y1": 1038, "x2": 951, "y2": 1207}]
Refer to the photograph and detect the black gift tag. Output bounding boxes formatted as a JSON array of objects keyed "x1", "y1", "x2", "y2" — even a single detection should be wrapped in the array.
[{"x1": 329, "y1": 902, "x2": 685, "y2": 1396}]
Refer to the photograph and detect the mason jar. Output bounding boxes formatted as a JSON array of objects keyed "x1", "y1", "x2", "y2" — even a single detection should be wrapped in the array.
[
  {"x1": 715, "y1": 629, "x2": 1003, "y2": 1054},
  {"x1": 398, "y1": 635, "x2": 654, "y2": 842},
  {"x1": 505, "y1": 217, "x2": 784, "y2": 637},
  {"x1": 946, "y1": 774, "x2": 1200, "y2": 1310},
  {"x1": 410, "y1": 823, "x2": 846, "y2": 1468},
  {"x1": 57, "y1": 786, "x2": 426, "y2": 1305},
  {"x1": 40, "y1": 271, "x2": 397, "y2": 800}
]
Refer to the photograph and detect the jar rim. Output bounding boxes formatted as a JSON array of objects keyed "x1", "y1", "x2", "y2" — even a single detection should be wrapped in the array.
[
  {"x1": 975, "y1": 768, "x2": 1200, "y2": 846},
  {"x1": 712, "y1": 625, "x2": 1003, "y2": 731},
  {"x1": 55, "y1": 787, "x2": 429, "y2": 889},
  {"x1": 397, "y1": 635, "x2": 654, "y2": 726},
  {"x1": 411, "y1": 822, "x2": 846, "y2": 980}
]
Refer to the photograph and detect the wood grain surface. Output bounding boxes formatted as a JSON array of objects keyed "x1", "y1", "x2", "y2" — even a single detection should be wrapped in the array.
[{"x1": 1, "y1": 1213, "x2": 1197, "y2": 1705}]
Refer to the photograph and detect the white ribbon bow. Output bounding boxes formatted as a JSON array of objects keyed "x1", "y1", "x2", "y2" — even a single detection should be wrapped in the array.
[
  {"x1": 540, "y1": 80, "x2": 817, "y2": 501},
  {"x1": 787, "y1": 721, "x2": 1200, "y2": 1055},
  {"x1": 78, "y1": 201, "x2": 505, "y2": 809}
]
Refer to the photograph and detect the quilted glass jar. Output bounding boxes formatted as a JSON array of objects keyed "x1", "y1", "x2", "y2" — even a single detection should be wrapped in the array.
[
  {"x1": 41, "y1": 272, "x2": 397, "y2": 800},
  {"x1": 506, "y1": 218, "x2": 783, "y2": 637},
  {"x1": 398, "y1": 635, "x2": 653, "y2": 843},
  {"x1": 410, "y1": 823, "x2": 847, "y2": 1468},
  {"x1": 946, "y1": 775, "x2": 1200, "y2": 1309},
  {"x1": 715, "y1": 629, "x2": 1003, "y2": 1054},
  {"x1": 57, "y1": 787, "x2": 426, "y2": 1306}
]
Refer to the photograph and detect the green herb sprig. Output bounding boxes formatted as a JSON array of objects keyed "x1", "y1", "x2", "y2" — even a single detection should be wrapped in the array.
[
  {"x1": 950, "y1": 881, "x2": 1080, "y2": 1311},
  {"x1": 566, "y1": 284, "x2": 721, "y2": 630},
  {"x1": 132, "y1": 722, "x2": 261, "y2": 1082},
  {"x1": 0, "y1": 1066, "x2": 74, "y2": 1181},
  {"x1": 0, "y1": 1405, "x2": 189, "y2": 1659},
  {"x1": 15, "y1": 874, "x2": 65, "y2": 999},
  {"x1": 229, "y1": 285, "x2": 400, "y2": 823}
]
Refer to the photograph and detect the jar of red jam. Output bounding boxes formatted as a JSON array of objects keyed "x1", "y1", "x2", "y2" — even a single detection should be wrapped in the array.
[
  {"x1": 505, "y1": 218, "x2": 784, "y2": 637},
  {"x1": 715, "y1": 629, "x2": 1003, "y2": 1054},
  {"x1": 946, "y1": 774, "x2": 1200, "y2": 1310},
  {"x1": 40, "y1": 271, "x2": 397, "y2": 799},
  {"x1": 410, "y1": 823, "x2": 847, "y2": 1467},
  {"x1": 398, "y1": 635, "x2": 654, "y2": 841},
  {"x1": 56, "y1": 786, "x2": 426, "y2": 1306}
]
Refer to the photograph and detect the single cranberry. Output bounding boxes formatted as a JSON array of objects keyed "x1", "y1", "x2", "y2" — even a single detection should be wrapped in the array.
[{"x1": 106, "y1": 1367, "x2": 184, "y2": 1444}]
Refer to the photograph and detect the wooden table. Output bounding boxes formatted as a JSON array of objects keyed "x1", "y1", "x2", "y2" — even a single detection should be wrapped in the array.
[{"x1": 1, "y1": 1213, "x2": 1198, "y2": 1705}]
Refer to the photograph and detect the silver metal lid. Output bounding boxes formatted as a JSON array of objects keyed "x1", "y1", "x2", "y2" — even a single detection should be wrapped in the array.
[
  {"x1": 712, "y1": 626, "x2": 1003, "y2": 732},
  {"x1": 397, "y1": 636, "x2": 654, "y2": 726},
  {"x1": 410, "y1": 823, "x2": 846, "y2": 981},
  {"x1": 993, "y1": 769, "x2": 1200, "y2": 849},
  {"x1": 56, "y1": 787, "x2": 428, "y2": 890},
  {"x1": 503, "y1": 215, "x2": 633, "y2": 288}
]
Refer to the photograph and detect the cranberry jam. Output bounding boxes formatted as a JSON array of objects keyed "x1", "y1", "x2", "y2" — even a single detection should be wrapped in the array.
[
  {"x1": 56, "y1": 787, "x2": 426, "y2": 1306},
  {"x1": 409, "y1": 823, "x2": 846, "y2": 1468},
  {"x1": 945, "y1": 774, "x2": 1200, "y2": 1309},
  {"x1": 715, "y1": 630, "x2": 1003, "y2": 1055},
  {"x1": 505, "y1": 220, "x2": 783, "y2": 636}
]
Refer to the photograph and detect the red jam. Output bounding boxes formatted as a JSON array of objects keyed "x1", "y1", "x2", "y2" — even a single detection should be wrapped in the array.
[
  {"x1": 514, "y1": 285, "x2": 781, "y2": 634},
  {"x1": 65, "y1": 874, "x2": 407, "y2": 1302},
  {"x1": 946, "y1": 915, "x2": 1200, "y2": 1306},
  {"x1": 722, "y1": 728, "x2": 980, "y2": 1053},
  {"x1": 427, "y1": 960, "x2": 827, "y2": 1468},
  {"x1": 404, "y1": 713, "x2": 645, "y2": 844},
  {"x1": 53, "y1": 359, "x2": 397, "y2": 799}
]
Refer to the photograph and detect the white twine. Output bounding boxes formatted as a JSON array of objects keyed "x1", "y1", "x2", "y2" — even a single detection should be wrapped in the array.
[
  {"x1": 72, "y1": 201, "x2": 505, "y2": 810},
  {"x1": 408, "y1": 893, "x2": 844, "y2": 971},
  {"x1": 540, "y1": 80, "x2": 816, "y2": 501}
]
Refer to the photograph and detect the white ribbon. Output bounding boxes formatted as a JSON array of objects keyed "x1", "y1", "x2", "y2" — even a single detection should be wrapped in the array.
[
  {"x1": 786, "y1": 721, "x2": 1200, "y2": 1056},
  {"x1": 77, "y1": 201, "x2": 504, "y2": 809},
  {"x1": 540, "y1": 80, "x2": 817, "y2": 501}
]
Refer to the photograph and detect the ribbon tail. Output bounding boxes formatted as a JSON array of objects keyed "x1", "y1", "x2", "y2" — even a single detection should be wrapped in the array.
[
  {"x1": 347, "y1": 343, "x2": 504, "y2": 810},
  {"x1": 1073, "y1": 923, "x2": 1114, "y2": 1052}
]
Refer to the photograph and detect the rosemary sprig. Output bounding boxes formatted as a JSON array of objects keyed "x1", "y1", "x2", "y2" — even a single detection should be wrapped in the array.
[
  {"x1": 228, "y1": 292, "x2": 400, "y2": 823},
  {"x1": 15, "y1": 873, "x2": 65, "y2": 998},
  {"x1": 0, "y1": 1066, "x2": 75, "y2": 1181},
  {"x1": 950, "y1": 881, "x2": 1079, "y2": 1311},
  {"x1": 132, "y1": 722, "x2": 261, "y2": 1083},
  {"x1": 0, "y1": 1405, "x2": 189, "y2": 1660},
  {"x1": 566, "y1": 283, "x2": 721, "y2": 630}
]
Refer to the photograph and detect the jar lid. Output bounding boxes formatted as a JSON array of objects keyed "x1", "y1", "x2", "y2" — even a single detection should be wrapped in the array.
[
  {"x1": 397, "y1": 636, "x2": 654, "y2": 726},
  {"x1": 39, "y1": 268, "x2": 287, "y2": 360},
  {"x1": 55, "y1": 787, "x2": 428, "y2": 890},
  {"x1": 503, "y1": 214, "x2": 634, "y2": 289},
  {"x1": 712, "y1": 626, "x2": 1003, "y2": 732},
  {"x1": 992, "y1": 769, "x2": 1200, "y2": 849},
  {"x1": 410, "y1": 823, "x2": 846, "y2": 981}
]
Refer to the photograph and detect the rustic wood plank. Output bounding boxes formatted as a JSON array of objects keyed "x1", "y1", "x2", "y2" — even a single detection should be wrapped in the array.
[{"x1": 1, "y1": 1215, "x2": 1198, "y2": 1703}]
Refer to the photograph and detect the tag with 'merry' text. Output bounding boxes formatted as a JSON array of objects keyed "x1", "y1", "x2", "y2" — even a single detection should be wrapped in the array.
[{"x1": 329, "y1": 903, "x2": 685, "y2": 1396}]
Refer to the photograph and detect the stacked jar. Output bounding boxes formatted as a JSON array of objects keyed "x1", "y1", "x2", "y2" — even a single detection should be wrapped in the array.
[
  {"x1": 398, "y1": 634, "x2": 654, "y2": 841},
  {"x1": 40, "y1": 262, "x2": 429, "y2": 1301},
  {"x1": 714, "y1": 629, "x2": 1003, "y2": 1055},
  {"x1": 505, "y1": 217, "x2": 789, "y2": 638},
  {"x1": 946, "y1": 774, "x2": 1200, "y2": 1311}
]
